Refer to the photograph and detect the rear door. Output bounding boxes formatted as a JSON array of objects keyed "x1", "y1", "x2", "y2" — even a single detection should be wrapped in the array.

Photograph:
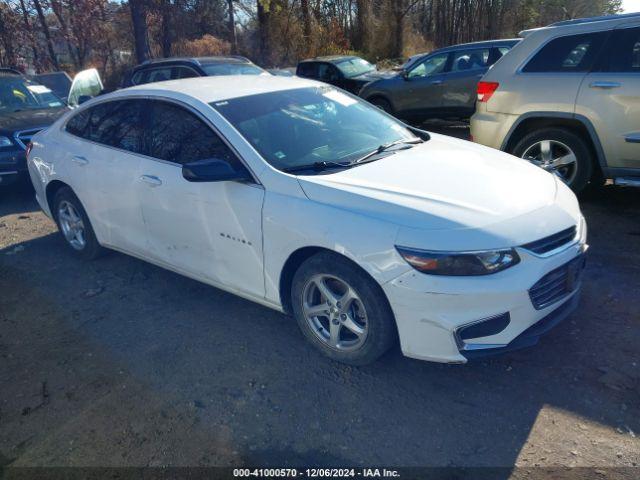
[
  {"x1": 135, "y1": 99, "x2": 265, "y2": 297},
  {"x1": 576, "y1": 24, "x2": 640, "y2": 171},
  {"x1": 396, "y1": 51, "x2": 450, "y2": 118},
  {"x1": 63, "y1": 99, "x2": 147, "y2": 254},
  {"x1": 441, "y1": 47, "x2": 492, "y2": 116}
]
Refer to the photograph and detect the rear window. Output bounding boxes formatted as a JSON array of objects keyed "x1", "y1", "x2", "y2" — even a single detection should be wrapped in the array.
[{"x1": 523, "y1": 32, "x2": 608, "y2": 73}]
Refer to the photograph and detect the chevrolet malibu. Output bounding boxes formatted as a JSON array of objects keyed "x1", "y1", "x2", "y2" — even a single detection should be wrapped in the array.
[{"x1": 27, "y1": 76, "x2": 588, "y2": 365}]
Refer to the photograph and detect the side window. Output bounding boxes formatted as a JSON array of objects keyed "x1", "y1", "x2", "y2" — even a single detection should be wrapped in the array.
[
  {"x1": 297, "y1": 62, "x2": 318, "y2": 78},
  {"x1": 317, "y1": 64, "x2": 341, "y2": 82},
  {"x1": 65, "y1": 109, "x2": 91, "y2": 138},
  {"x1": 146, "y1": 67, "x2": 172, "y2": 83},
  {"x1": 408, "y1": 53, "x2": 449, "y2": 79},
  {"x1": 148, "y1": 101, "x2": 240, "y2": 166},
  {"x1": 83, "y1": 100, "x2": 144, "y2": 153},
  {"x1": 130, "y1": 70, "x2": 146, "y2": 85},
  {"x1": 451, "y1": 48, "x2": 490, "y2": 72},
  {"x1": 523, "y1": 32, "x2": 608, "y2": 73},
  {"x1": 608, "y1": 27, "x2": 640, "y2": 73},
  {"x1": 172, "y1": 66, "x2": 199, "y2": 80}
]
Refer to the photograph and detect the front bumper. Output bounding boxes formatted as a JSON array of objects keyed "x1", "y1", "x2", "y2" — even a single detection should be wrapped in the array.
[
  {"x1": 0, "y1": 148, "x2": 27, "y2": 186},
  {"x1": 382, "y1": 238, "x2": 586, "y2": 364}
]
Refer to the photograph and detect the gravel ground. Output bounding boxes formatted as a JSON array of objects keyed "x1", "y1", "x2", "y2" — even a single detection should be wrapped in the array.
[{"x1": 0, "y1": 167, "x2": 639, "y2": 473}]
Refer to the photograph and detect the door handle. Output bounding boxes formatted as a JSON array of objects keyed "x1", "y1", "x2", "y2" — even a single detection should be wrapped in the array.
[
  {"x1": 624, "y1": 133, "x2": 640, "y2": 144},
  {"x1": 71, "y1": 155, "x2": 89, "y2": 166},
  {"x1": 589, "y1": 81, "x2": 622, "y2": 89},
  {"x1": 430, "y1": 80, "x2": 443, "y2": 85},
  {"x1": 139, "y1": 175, "x2": 162, "y2": 187}
]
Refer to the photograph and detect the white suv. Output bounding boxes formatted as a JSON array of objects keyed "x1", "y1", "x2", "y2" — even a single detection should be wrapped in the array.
[{"x1": 471, "y1": 13, "x2": 640, "y2": 192}]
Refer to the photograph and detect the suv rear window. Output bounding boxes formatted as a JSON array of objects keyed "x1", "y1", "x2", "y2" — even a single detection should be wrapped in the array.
[{"x1": 523, "y1": 32, "x2": 608, "y2": 73}]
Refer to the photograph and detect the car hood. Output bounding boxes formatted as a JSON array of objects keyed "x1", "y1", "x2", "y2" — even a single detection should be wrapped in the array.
[
  {"x1": 0, "y1": 107, "x2": 67, "y2": 133},
  {"x1": 296, "y1": 134, "x2": 581, "y2": 251},
  {"x1": 350, "y1": 70, "x2": 398, "y2": 83}
]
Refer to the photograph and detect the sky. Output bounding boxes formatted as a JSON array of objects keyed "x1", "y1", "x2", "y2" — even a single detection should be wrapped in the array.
[{"x1": 623, "y1": 0, "x2": 640, "y2": 12}]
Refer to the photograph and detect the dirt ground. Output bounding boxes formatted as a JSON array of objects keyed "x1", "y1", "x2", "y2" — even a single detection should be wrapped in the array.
[{"x1": 0, "y1": 160, "x2": 639, "y2": 474}]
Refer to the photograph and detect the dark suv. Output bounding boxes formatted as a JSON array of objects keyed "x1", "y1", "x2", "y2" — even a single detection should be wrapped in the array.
[
  {"x1": 359, "y1": 39, "x2": 519, "y2": 121},
  {"x1": 0, "y1": 69, "x2": 68, "y2": 186},
  {"x1": 122, "y1": 56, "x2": 267, "y2": 87},
  {"x1": 296, "y1": 55, "x2": 389, "y2": 95}
]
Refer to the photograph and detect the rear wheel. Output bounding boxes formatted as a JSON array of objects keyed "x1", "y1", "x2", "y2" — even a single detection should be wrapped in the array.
[
  {"x1": 52, "y1": 187, "x2": 104, "y2": 260},
  {"x1": 291, "y1": 252, "x2": 396, "y2": 365},
  {"x1": 512, "y1": 128, "x2": 594, "y2": 193}
]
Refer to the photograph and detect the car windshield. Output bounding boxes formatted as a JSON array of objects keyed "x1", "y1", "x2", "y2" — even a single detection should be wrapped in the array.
[
  {"x1": 335, "y1": 58, "x2": 375, "y2": 78},
  {"x1": 0, "y1": 77, "x2": 65, "y2": 114},
  {"x1": 210, "y1": 86, "x2": 418, "y2": 172},
  {"x1": 202, "y1": 63, "x2": 266, "y2": 76}
]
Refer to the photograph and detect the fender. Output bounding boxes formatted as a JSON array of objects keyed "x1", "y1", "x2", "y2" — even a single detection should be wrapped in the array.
[{"x1": 500, "y1": 112, "x2": 608, "y2": 168}]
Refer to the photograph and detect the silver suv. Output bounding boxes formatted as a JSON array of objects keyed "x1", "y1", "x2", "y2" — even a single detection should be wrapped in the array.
[{"x1": 471, "y1": 13, "x2": 640, "y2": 192}]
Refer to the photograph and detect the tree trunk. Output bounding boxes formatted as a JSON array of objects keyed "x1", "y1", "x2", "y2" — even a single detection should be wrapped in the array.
[
  {"x1": 32, "y1": 0, "x2": 60, "y2": 70},
  {"x1": 160, "y1": 0, "x2": 172, "y2": 58},
  {"x1": 50, "y1": 0, "x2": 81, "y2": 69},
  {"x1": 354, "y1": 0, "x2": 370, "y2": 53},
  {"x1": 301, "y1": 0, "x2": 311, "y2": 40},
  {"x1": 227, "y1": 0, "x2": 238, "y2": 54},
  {"x1": 18, "y1": 0, "x2": 40, "y2": 72},
  {"x1": 257, "y1": 0, "x2": 270, "y2": 65},
  {"x1": 130, "y1": 0, "x2": 151, "y2": 63}
]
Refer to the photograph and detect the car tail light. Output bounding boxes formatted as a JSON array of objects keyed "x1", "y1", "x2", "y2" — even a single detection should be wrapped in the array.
[
  {"x1": 477, "y1": 81, "x2": 499, "y2": 102},
  {"x1": 26, "y1": 142, "x2": 33, "y2": 158}
]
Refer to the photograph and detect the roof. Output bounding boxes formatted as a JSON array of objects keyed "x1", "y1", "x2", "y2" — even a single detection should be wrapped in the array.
[
  {"x1": 520, "y1": 12, "x2": 640, "y2": 37},
  {"x1": 299, "y1": 55, "x2": 360, "y2": 64},
  {"x1": 120, "y1": 74, "x2": 321, "y2": 104},
  {"x1": 138, "y1": 56, "x2": 252, "y2": 67},
  {"x1": 433, "y1": 38, "x2": 520, "y2": 53}
]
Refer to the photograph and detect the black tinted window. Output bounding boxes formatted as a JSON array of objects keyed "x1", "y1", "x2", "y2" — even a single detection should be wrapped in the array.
[
  {"x1": 523, "y1": 32, "x2": 608, "y2": 73},
  {"x1": 66, "y1": 110, "x2": 91, "y2": 137},
  {"x1": 608, "y1": 27, "x2": 640, "y2": 73},
  {"x1": 148, "y1": 101, "x2": 238, "y2": 166},
  {"x1": 173, "y1": 66, "x2": 199, "y2": 79},
  {"x1": 297, "y1": 62, "x2": 318, "y2": 78},
  {"x1": 68, "y1": 100, "x2": 144, "y2": 153}
]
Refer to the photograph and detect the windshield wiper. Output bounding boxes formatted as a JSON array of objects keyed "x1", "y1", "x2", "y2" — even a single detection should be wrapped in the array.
[
  {"x1": 352, "y1": 138, "x2": 424, "y2": 165},
  {"x1": 284, "y1": 160, "x2": 353, "y2": 173}
]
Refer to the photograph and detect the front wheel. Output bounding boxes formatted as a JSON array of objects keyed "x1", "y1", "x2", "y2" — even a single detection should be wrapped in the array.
[
  {"x1": 512, "y1": 128, "x2": 594, "y2": 193},
  {"x1": 291, "y1": 252, "x2": 397, "y2": 365},
  {"x1": 368, "y1": 97, "x2": 393, "y2": 114}
]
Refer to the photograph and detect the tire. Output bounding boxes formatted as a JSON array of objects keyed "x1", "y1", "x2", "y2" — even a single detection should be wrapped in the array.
[
  {"x1": 512, "y1": 128, "x2": 594, "y2": 193},
  {"x1": 369, "y1": 97, "x2": 393, "y2": 114},
  {"x1": 291, "y1": 251, "x2": 397, "y2": 365},
  {"x1": 52, "y1": 187, "x2": 104, "y2": 260}
]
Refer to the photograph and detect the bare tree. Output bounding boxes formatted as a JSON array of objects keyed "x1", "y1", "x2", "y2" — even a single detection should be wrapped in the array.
[
  {"x1": 130, "y1": 0, "x2": 151, "y2": 63},
  {"x1": 32, "y1": 0, "x2": 60, "y2": 69}
]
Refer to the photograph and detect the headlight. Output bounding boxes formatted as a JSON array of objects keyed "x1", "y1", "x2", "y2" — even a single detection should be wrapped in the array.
[
  {"x1": 396, "y1": 246, "x2": 520, "y2": 276},
  {"x1": 0, "y1": 136, "x2": 14, "y2": 148}
]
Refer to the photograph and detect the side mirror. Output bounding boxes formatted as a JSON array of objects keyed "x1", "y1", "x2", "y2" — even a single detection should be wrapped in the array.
[
  {"x1": 401, "y1": 69, "x2": 410, "y2": 81},
  {"x1": 182, "y1": 158, "x2": 251, "y2": 183}
]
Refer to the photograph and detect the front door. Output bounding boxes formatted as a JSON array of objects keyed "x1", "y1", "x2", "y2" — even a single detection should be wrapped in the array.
[
  {"x1": 396, "y1": 51, "x2": 450, "y2": 119},
  {"x1": 576, "y1": 24, "x2": 640, "y2": 171},
  {"x1": 135, "y1": 99, "x2": 265, "y2": 298}
]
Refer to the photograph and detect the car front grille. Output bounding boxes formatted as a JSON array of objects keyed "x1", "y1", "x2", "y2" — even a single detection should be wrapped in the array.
[
  {"x1": 522, "y1": 226, "x2": 577, "y2": 255},
  {"x1": 14, "y1": 128, "x2": 45, "y2": 150},
  {"x1": 529, "y1": 255, "x2": 586, "y2": 310}
]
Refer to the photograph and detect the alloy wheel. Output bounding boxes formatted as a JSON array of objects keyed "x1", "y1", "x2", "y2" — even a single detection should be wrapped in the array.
[
  {"x1": 301, "y1": 274, "x2": 368, "y2": 351},
  {"x1": 58, "y1": 200, "x2": 86, "y2": 250},
  {"x1": 521, "y1": 140, "x2": 578, "y2": 185}
]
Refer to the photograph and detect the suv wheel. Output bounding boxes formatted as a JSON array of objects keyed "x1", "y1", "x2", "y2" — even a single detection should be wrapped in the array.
[
  {"x1": 291, "y1": 252, "x2": 396, "y2": 365},
  {"x1": 512, "y1": 128, "x2": 593, "y2": 193},
  {"x1": 369, "y1": 97, "x2": 393, "y2": 114},
  {"x1": 53, "y1": 187, "x2": 104, "y2": 260}
]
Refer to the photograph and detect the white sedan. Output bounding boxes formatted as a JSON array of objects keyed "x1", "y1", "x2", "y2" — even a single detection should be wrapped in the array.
[{"x1": 27, "y1": 76, "x2": 587, "y2": 365}]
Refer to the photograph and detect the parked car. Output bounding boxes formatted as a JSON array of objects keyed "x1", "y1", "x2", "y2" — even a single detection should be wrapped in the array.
[
  {"x1": 471, "y1": 13, "x2": 640, "y2": 192},
  {"x1": 0, "y1": 69, "x2": 68, "y2": 186},
  {"x1": 296, "y1": 55, "x2": 387, "y2": 95},
  {"x1": 359, "y1": 39, "x2": 519, "y2": 121},
  {"x1": 122, "y1": 56, "x2": 268, "y2": 87},
  {"x1": 27, "y1": 76, "x2": 587, "y2": 365},
  {"x1": 30, "y1": 71, "x2": 73, "y2": 103}
]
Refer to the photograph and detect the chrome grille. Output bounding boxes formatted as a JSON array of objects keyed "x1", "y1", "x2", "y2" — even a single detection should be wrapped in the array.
[
  {"x1": 522, "y1": 226, "x2": 577, "y2": 255},
  {"x1": 529, "y1": 255, "x2": 586, "y2": 310},
  {"x1": 14, "y1": 128, "x2": 45, "y2": 150}
]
